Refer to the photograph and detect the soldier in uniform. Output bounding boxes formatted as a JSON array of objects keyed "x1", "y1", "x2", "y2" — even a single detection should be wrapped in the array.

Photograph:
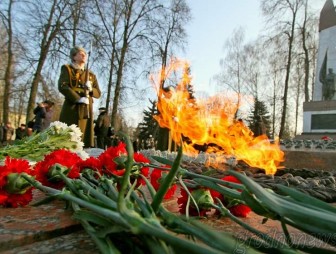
[
  {"x1": 94, "y1": 107, "x2": 110, "y2": 149},
  {"x1": 58, "y1": 46, "x2": 101, "y2": 147}
]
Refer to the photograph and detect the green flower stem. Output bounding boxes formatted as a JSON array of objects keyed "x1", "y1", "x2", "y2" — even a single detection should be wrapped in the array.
[
  {"x1": 101, "y1": 178, "x2": 119, "y2": 201},
  {"x1": 183, "y1": 170, "x2": 245, "y2": 191},
  {"x1": 240, "y1": 190, "x2": 278, "y2": 219},
  {"x1": 117, "y1": 132, "x2": 134, "y2": 212},
  {"x1": 141, "y1": 236, "x2": 171, "y2": 254},
  {"x1": 281, "y1": 218, "x2": 293, "y2": 247},
  {"x1": 130, "y1": 190, "x2": 152, "y2": 218},
  {"x1": 158, "y1": 206, "x2": 256, "y2": 253},
  {"x1": 71, "y1": 202, "x2": 119, "y2": 254},
  {"x1": 213, "y1": 202, "x2": 294, "y2": 252},
  {"x1": 151, "y1": 145, "x2": 183, "y2": 213},
  {"x1": 229, "y1": 170, "x2": 336, "y2": 234},
  {"x1": 275, "y1": 184, "x2": 336, "y2": 214},
  {"x1": 136, "y1": 220, "x2": 223, "y2": 254},
  {"x1": 192, "y1": 178, "x2": 242, "y2": 200},
  {"x1": 178, "y1": 175, "x2": 200, "y2": 216},
  {"x1": 76, "y1": 181, "x2": 118, "y2": 210},
  {"x1": 22, "y1": 174, "x2": 129, "y2": 228}
]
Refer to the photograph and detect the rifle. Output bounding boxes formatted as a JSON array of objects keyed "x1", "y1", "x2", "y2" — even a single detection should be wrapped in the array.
[
  {"x1": 84, "y1": 43, "x2": 92, "y2": 118},
  {"x1": 84, "y1": 43, "x2": 92, "y2": 97}
]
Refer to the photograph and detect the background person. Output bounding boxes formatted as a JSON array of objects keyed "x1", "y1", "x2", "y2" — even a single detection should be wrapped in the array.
[
  {"x1": 15, "y1": 124, "x2": 27, "y2": 140},
  {"x1": 58, "y1": 46, "x2": 101, "y2": 148},
  {"x1": 2, "y1": 122, "x2": 14, "y2": 146},
  {"x1": 41, "y1": 100, "x2": 54, "y2": 130},
  {"x1": 94, "y1": 107, "x2": 110, "y2": 149},
  {"x1": 33, "y1": 100, "x2": 54, "y2": 132},
  {"x1": 33, "y1": 102, "x2": 46, "y2": 132}
]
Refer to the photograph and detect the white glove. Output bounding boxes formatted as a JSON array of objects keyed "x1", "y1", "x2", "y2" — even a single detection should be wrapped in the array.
[
  {"x1": 77, "y1": 97, "x2": 89, "y2": 104},
  {"x1": 85, "y1": 81, "x2": 93, "y2": 92}
]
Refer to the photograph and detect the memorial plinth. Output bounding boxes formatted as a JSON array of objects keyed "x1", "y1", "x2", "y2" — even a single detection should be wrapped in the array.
[
  {"x1": 301, "y1": 100, "x2": 336, "y2": 137},
  {"x1": 300, "y1": 0, "x2": 336, "y2": 139}
]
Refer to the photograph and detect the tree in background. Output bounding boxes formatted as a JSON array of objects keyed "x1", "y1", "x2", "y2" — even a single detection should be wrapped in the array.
[
  {"x1": 137, "y1": 99, "x2": 159, "y2": 149},
  {"x1": 0, "y1": 0, "x2": 322, "y2": 140},
  {"x1": 0, "y1": 0, "x2": 15, "y2": 125},
  {"x1": 216, "y1": 0, "x2": 319, "y2": 139},
  {"x1": 216, "y1": 27, "x2": 246, "y2": 119},
  {"x1": 247, "y1": 99, "x2": 272, "y2": 138},
  {"x1": 261, "y1": 0, "x2": 304, "y2": 138}
]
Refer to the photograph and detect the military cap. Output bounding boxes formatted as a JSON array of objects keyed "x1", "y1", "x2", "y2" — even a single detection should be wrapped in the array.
[
  {"x1": 70, "y1": 46, "x2": 87, "y2": 59},
  {"x1": 43, "y1": 100, "x2": 54, "y2": 106}
]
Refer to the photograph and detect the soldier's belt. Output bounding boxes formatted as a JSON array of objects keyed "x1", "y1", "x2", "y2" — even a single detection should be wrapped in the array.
[
  {"x1": 73, "y1": 87, "x2": 85, "y2": 93},
  {"x1": 73, "y1": 87, "x2": 88, "y2": 97}
]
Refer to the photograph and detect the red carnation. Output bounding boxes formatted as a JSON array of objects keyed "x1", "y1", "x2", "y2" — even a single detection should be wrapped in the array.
[
  {"x1": 132, "y1": 152, "x2": 151, "y2": 186},
  {"x1": 209, "y1": 188, "x2": 223, "y2": 202},
  {"x1": 229, "y1": 204, "x2": 252, "y2": 217},
  {"x1": 150, "y1": 168, "x2": 176, "y2": 199},
  {"x1": 34, "y1": 149, "x2": 82, "y2": 189},
  {"x1": 177, "y1": 188, "x2": 213, "y2": 217},
  {"x1": 222, "y1": 175, "x2": 241, "y2": 184},
  {"x1": 98, "y1": 142, "x2": 127, "y2": 176},
  {"x1": 76, "y1": 157, "x2": 103, "y2": 175},
  {"x1": 0, "y1": 157, "x2": 34, "y2": 208},
  {"x1": 0, "y1": 189, "x2": 33, "y2": 208}
]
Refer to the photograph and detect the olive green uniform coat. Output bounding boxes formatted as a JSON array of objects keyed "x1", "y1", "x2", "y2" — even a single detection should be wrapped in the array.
[{"x1": 58, "y1": 64, "x2": 101, "y2": 147}]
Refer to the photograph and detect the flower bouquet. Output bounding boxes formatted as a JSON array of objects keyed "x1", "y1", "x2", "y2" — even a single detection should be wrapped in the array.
[
  {"x1": 0, "y1": 121, "x2": 86, "y2": 162},
  {"x1": 0, "y1": 124, "x2": 335, "y2": 253}
]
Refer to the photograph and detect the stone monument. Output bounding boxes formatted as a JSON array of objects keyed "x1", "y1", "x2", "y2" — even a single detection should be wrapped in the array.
[{"x1": 301, "y1": 0, "x2": 336, "y2": 139}]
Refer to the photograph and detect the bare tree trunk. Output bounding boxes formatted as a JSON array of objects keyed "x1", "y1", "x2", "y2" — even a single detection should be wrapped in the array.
[
  {"x1": 93, "y1": 0, "x2": 118, "y2": 112},
  {"x1": 301, "y1": 0, "x2": 310, "y2": 102},
  {"x1": 2, "y1": 0, "x2": 14, "y2": 124},
  {"x1": 279, "y1": 34, "x2": 294, "y2": 138},
  {"x1": 279, "y1": 4, "x2": 299, "y2": 138},
  {"x1": 111, "y1": 7, "x2": 130, "y2": 131},
  {"x1": 26, "y1": 0, "x2": 71, "y2": 122}
]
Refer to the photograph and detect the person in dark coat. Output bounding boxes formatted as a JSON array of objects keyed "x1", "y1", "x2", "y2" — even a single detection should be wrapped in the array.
[
  {"x1": 2, "y1": 122, "x2": 14, "y2": 146},
  {"x1": 41, "y1": 100, "x2": 55, "y2": 131},
  {"x1": 33, "y1": 100, "x2": 54, "y2": 132},
  {"x1": 58, "y1": 46, "x2": 101, "y2": 147},
  {"x1": 15, "y1": 124, "x2": 27, "y2": 140},
  {"x1": 33, "y1": 102, "x2": 46, "y2": 132},
  {"x1": 94, "y1": 107, "x2": 110, "y2": 149}
]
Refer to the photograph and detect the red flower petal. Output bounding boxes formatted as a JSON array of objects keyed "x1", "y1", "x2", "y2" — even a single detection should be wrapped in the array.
[
  {"x1": 229, "y1": 204, "x2": 251, "y2": 217},
  {"x1": 34, "y1": 149, "x2": 82, "y2": 189},
  {"x1": 177, "y1": 188, "x2": 210, "y2": 216},
  {"x1": 98, "y1": 142, "x2": 127, "y2": 176},
  {"x1": 150, "y1": 168, "x2": 176, "y2": 199},
  {"x1": 0, "y1": 189, "x2": 33, "y2": 208},
  {"x1": 222, "y1": 175, "x2": 241, "y2": 184},
  {"x1": 0, "y1": 157, "x2": 34, "y2": 208},
  {"x1": 76, "y1": 157, "x2": 103, "y2": 175}
]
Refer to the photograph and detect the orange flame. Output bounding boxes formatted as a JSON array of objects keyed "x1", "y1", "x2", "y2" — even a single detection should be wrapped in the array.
[{"x1": 152, "y1": 59, "x2": 284, "y2": 175}]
